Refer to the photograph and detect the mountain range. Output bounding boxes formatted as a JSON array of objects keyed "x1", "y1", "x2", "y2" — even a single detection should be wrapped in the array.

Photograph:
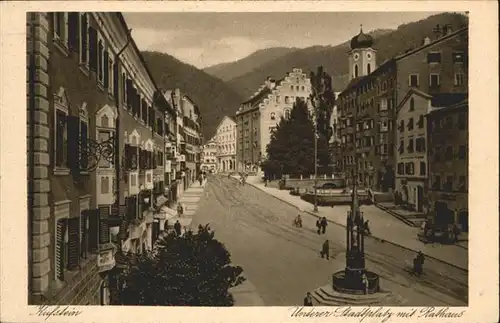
[
  {"x1": 206, "y1": 12, "x2": 468, "y2": 98},
  {"x1": 142, "y1": 12, "x2": 467, "y2": 140}
]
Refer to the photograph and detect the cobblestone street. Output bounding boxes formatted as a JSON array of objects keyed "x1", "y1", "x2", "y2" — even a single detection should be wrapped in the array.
[{"x1": 190, "y1": 176, "x2": 468, "y2": 306}]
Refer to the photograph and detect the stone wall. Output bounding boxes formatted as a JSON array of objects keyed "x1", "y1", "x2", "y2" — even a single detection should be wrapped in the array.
[{"x1": 28, "y1": 12, "x2": 52, "y2": 299}]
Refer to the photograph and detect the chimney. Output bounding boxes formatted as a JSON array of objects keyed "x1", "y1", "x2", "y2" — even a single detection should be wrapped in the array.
[
  {"x1": 265, "y1": 76, "x2": 276, "y2": 90},
  {"x1": 423, "y1": 37, "x2": 431, "y2": 45}
]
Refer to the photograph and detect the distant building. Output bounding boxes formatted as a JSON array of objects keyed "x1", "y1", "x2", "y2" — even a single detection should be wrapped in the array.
[
  {"x1": 215, "y1": 116, "x2": 237, "y2": 172},
  {"x1": 426, "y1": 98, "x2": 468, "y2": 232},
  {"x1": 201, "y1": 137, "x2": 217, "y2": 173},
  {"x1": 235, "y1": 69, "x2": 312, "y2": 172},
  {"x1": 338, "y1": 26, "x2": 468, "y2": 192}
]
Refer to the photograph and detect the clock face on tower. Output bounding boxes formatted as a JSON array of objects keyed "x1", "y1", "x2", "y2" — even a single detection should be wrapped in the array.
[
  {"x1": 353, "y1": 53, "x2": 360, "y2": 61},
  {"x1": 366, "y1": 52, "x2": 372, "y2": 60}
]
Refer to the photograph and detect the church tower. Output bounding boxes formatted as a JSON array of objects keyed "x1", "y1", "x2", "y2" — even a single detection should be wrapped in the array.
[{"x1": 348, "y1": 26, "x2": 377, "y2": 80}]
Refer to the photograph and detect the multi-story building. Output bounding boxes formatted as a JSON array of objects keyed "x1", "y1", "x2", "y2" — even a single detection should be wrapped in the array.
[
  {"x1": 235, "y1": 70, "x2": 312, "y2": 172},
  {"x1": 201, "y1": 137, "x2": 218, "y2": 173},
  {"x1": 426, "y1": 98, "x2": 468, "y2": 232},
  {"x1": 394, "y1": 89, "x2": 432, "y2": 212},
  {"x1": 27, "y1": 12, "x2": 175, "y2": 306},
  {"x1": 165, "y1": 89, "x2": 203, "y2": 191},
  {"x1": 338, "y1": 26, "x2": 468, "y2": 192},
  {"x1": 215, "y1": 116, "x2": 237, "y2": 172}
]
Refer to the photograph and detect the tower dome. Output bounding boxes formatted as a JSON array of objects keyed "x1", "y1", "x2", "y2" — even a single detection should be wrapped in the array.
[{"x1": 350, "y1": 26, "x2": 373, "y2": 50}]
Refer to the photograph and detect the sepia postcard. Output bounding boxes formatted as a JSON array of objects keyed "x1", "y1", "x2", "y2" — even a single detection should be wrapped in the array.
[{"x1": 0, "y1": 1, "x2": 498, "y2": 323}]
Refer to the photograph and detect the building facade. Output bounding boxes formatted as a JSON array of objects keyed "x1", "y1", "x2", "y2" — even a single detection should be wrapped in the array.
[
  {"x1": 338, "y1": 26, "x2": 468, "y2": 192},
  {"x1": 215, "y1": 116, "x2": 237, "y2": 172},
  {"x1": 426, "y1": 99, "x2": 468, "y2": 232},
  {"x1": 201, "y1": 137, "x2": 217, "y2": 173},
  {"x1": 236, "y1": 70, "x2": 312, "y2": 172},
  {"x1": 27, "y1": 12, "x2": 175, "y2": 305},
  {"x1": 165, "y1": 89, "x2": 203, "y2": 191},
  {"x1": 395, "y1": 89, "x2": 432, "y2": 212}
]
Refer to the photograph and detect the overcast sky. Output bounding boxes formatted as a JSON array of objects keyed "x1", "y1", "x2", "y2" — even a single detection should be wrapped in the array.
[{"x1": 123, "y1": 12, "x2": 440, "y2": 69}]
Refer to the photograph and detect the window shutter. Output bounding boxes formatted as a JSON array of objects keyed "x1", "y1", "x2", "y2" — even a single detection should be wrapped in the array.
[
  {"x1": 152, "y1": 150, "x2": 157, "y2": 169},
  {"x1": 124, "y1": 144, "x2": 131, "y2": 169},
  {"x1": 113, "y1": 63, "x2": 119, "y2": 98},
  {"x1": 138, "y1": 148, "x2": 145, "y2": 169},
  {"x1": 103, "y1": 51, "x2": 109, "y2": 88},
  {"x1": 80, "y1": 14, "x2": 88, "y2": 63},
  {"x1": 80, "y1": 212, "x2": 87, "y2": 259},
  {"x1": 126, "y1": 79, "x2": 133, "y2": 108},
  {"x1": 88, "y1": 210, "x2": 99, "y2": 252},
  {"x1": 88, "y1": 27, "x2": 98, "y2": 71},
  {"x1": 127, "y1": 196, "x2": 136, "y2": 221},
  {"x1": 68, "y1": 13, "x2": 79, "y2": 52},
  {"x1": 67, "y1": 116, "x2": 81, "y2": 177},
  {"x1": 80, "y1": 121, "x2": 88, "y2": 170},
  {"x1": 67, "y1": 217, "x2": 80, "y2": 270},
  {"x1": 99, "y1": 206, "x2": 110, "y2": 244},
  {"x1": 55, "y1": 219, "x2": 66, "y2": 280}
]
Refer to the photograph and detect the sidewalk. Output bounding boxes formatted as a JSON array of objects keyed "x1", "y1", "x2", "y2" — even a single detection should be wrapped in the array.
[
  {"x1": 166, "y1": 180, "x2": 207, "y2": 233},
  {"x1": 242, "y1": 176, "x2": 468, "y2": 271}
]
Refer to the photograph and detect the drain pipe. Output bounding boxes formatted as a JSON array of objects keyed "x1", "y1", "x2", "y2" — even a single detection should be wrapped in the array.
[{"x1": 27, "y1": 13, "x2": 36, "y2": 298}]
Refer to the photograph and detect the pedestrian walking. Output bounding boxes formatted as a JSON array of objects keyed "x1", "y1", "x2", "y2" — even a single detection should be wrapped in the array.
[
  {"x1": 177, "y1": 203, "x2": 184, "y2": 217},
  {"x1": 320, "y1": 217, "x2": 328, "y2": 234},
  {"x1": 174, "y1": 220, "x2": 182, "y2": 236},
  {"x1": 316, "y1": 219, "x2": 321, "y2": 234},
  {"x1": 363, "y1": 220, "x2": 371, "y2": 235},
  {"x1": 264, "y1": 176, "x2": 268, "y2": 187},
  {"x1": 303, "y1": 292, "x2": 314, "y2": 306},
  {"x1": 320, "y1": 240, "x2": 330, "y2": 260}
]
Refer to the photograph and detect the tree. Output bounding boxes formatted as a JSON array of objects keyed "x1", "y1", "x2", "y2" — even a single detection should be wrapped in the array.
[
  {"x1": 120, "y1": 225, "x2": 246, "y2": 306},
  {"x1": 309, "y1": 66, "x2": 336, "y2": 169},
  {"x1": 265, "y1": 98, "x2": 330, "y2": 178}
]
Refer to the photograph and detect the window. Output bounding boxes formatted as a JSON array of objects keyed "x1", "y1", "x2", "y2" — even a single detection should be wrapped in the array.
[
  {"x1": 276, "y1": 96, "x2": 280, "y2": 103},
  {"x1": 409, "y1": 98, "x2": 415, "y2": 111},
  {"x1": 285, "y1": 96, "x2": 290, "y2": 104},
  {"x1": 458, "y1": 145, "x2": 467, "y2": 160},
  {"x1": 420, "y1": 162, "x2": 426, "y2": 175},
  {"x1": 399, "y1": 120, "x2": 405, "y2": 133},
  {"x1": 79, "y1": 105, "x2": 89, "y2": 170},
  {"x1": 301, "y1": 86, "x2": 305, "y2": 91},
  {"x1": 454, "y1": 73, "x2": 464, "y2": 86},
  {"x1": 398, "y1": 140, "x2": 404, "y2": 154},
  {"x1": 101, "y1": 176, "x2": 110, "y2": 194},
  {"x1": 55, "y1": 207, "x2": 80, "y2": 281},
  {"x1": 98, "y1": 130, "x2": 113, "y2": 168},
  {"x1": 108, "y1": 57, "x2": 114, "y2": 95},
  {"x1": 53, "y1": 13, "x2": 68, "y2": 45},
  {"x1": 405, "y1": 162, "x2": 415, "y2": 175},
  {"x1": 458, "y1": 176, "x2": 466, "y2": 192},
  {"x1": 445, "y1": 146, "x2": 453, "y2": 160},
  {"x1": 407, "y1": 118, "x2": 414, "y2": 131},
  {"x1": 427, "y1": 52, "x2": 441, "y2": 64},
  {"x1": 458, "y1": 113, "x2": 467, "y2": 130},
  {"x1": 354, "y1": 64, "x2": 359, "y2": 78},
  {"x1": 432, "y1": 175, "x2": 441, "y2": 190},
  {"x1": 290, "y1": 85, "x2": 294, "y2": 91},
  {"x1": 98, "y1": 38, "x2": 104, "y2": 84},
  {"x1": 416, "y1": 137, "x2": 426, "y2": 152},
  {"x1": 409, "y1": 74, "x2": 419, "y2": 87},
  {"x1": 79, "y1": 13, "x2": 89, "y2": 66},
  {"x1": 444, "y1": 176, "x2": 453, "y2": 192},
  {"x1": 417, "y1": 115, "x2": 424, "y2": 128},
  {"x1": 429, "y1": 73, "x2": 440, "y2": 88},
  {"x1": 407, "y1": 138, "x2": 414, "y2": 153},
  {"x1": 452, "y1": 52, "x2": 465, "y2": 63},
  {"x1": 270, "y1": 112, "x2": 276, "y2": 120},
  {"x1": 367, "y1": 63, "x2": 371, "y2": 74},
  {"x1": 380, "y1": 98, "x2": 388, "y2": 111},
  {"x1": 55, "y1": 109, "x2": 68, "y2": 169},
  {"x1": 397, "y1": 162, "x2": 404, "y2": 175}
]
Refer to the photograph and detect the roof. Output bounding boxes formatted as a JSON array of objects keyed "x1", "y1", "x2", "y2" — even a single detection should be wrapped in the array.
[
  {"x1": 395, "y1": 27, "x2": 468, "y2": 61},
  {"x1": 242, "y1": 86, "x2": 272, "y2": 106},
  {"x1": 428, "y1": 96, "x2": 468, "y2": 116},
  {"x1": 339, "y1": 27, "x2": 468, "y2": 97},
  {"x1": 215, "y1": 115, "x2": 237, "y2": 132},
  {"x1": 430, "y1": 93, "x2": 468, "y2": 108},
  {"x1": 395, "y1": 88, "x2": 433, "y2": 114}
]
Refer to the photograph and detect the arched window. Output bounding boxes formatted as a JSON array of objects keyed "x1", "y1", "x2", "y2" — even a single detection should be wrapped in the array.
[
  {"x1": 270, "y1": 112, "x2": 276, "y2": 120},
  {"x1": 354, "y1": 64, "x2": 359, "y2": 78},
  {"x1": 367, "y1": 63, "x2": 371, "y2": 74},
  {"x1": 284, "y1": 109, "x2": 291, "y2": 119},
  {"x1": 409, "y1": 98, "x2": 415, "y2": 111},
  {"x1": 290, "y1": 85, "x2": 294, "y2": 91},
  {"x1": 101, "y1": 115, "x2": 109, "y2": 127}
]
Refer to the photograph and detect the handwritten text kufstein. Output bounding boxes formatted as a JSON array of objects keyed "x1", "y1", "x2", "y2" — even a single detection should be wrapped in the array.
[{"x1": 32, "y1": 305, "x2": 83, "y2": 320}]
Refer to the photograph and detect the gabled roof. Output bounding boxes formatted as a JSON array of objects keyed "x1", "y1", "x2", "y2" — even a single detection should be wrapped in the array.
[
  {"x1": 396, "y1": 88, "x2": 433, "y2": 114},
  {"x1": 427, "y1": 97, "x2": 468, "y2": 116},
  {"x1": 215, "y1": 115, "x2": 237, "y2": 131},
  {"x1": 242, "y1": 87, "x2": 271, "y2": 106}
]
